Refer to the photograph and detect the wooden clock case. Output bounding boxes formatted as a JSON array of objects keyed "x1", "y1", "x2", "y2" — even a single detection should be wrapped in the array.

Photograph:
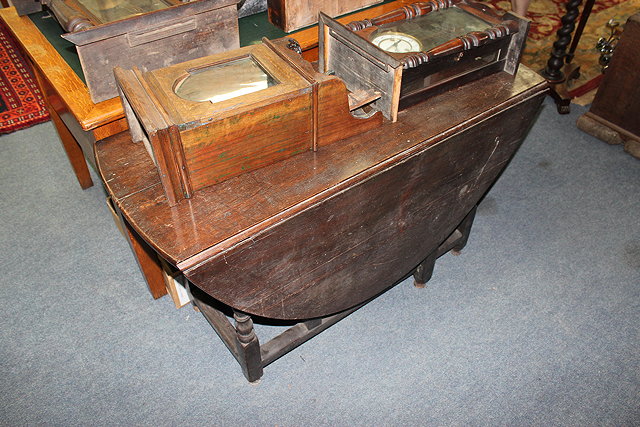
[
  {"x1": 114, "y1": 37, "x2": 383, "y2": 206},
  {"x1": 13, "y1": 0, "x2": 240, "y2": 103},
  {"x1": 267, "y1": 0, "x2": 383, "y2": 33},
  {"x1": 320, "y1": 0, "x2": 529, "y2": 121}
]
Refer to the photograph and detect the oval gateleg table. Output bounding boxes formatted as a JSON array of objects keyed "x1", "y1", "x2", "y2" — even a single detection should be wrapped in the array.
[{"x1": 96, "y1": 65, "x2": 547, "y2": 382}]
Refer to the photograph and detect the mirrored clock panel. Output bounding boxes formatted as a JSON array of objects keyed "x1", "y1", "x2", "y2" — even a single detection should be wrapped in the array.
[{"x1": 174, "y1": 56, "x2": 279, "y2": 104}]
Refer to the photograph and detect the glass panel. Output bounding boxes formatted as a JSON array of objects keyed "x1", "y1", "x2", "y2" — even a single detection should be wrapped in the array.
[
  {"x1": 174, "y1": 56, "x2": 278, "y2": 104},
  {"x1": 78, "y1": 0, "x2": 171, "y2": 23},
  {"x1": 370, "y1": 8, "x2": 490, "y2": 53},
  {"x1": 400, "y1": 50, "x2": 500, "y2": 96}
]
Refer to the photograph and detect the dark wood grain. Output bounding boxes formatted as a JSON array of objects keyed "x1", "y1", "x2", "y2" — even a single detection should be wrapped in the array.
[
  {"x1": 185, "y1": 93, "x2": 543, "y2": 319},
  {"x1": 267, "y1": 0, "x2": 383, "y2": 32}
]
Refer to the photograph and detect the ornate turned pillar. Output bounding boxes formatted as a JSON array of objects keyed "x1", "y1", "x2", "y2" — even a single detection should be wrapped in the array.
[{"x1": 540, "y1": 0, "x2": 595, "y2": 114}]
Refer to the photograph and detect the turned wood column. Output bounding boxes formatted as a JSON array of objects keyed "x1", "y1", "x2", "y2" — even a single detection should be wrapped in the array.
[
  {"x1": 541, "y1": 0, "x2": 583, "y2": 83},
  {"x1": 541, "y1": 0, "x2": 596, "y2": 114}
]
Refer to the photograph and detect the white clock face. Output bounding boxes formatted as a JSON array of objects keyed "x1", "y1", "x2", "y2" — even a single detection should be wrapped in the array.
[{"x1": 371, "y1": 33, "x2": 422, "y2": 53}]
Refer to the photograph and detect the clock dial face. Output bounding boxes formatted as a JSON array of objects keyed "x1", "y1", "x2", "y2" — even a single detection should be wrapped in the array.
[{"x1": 371, "y1": 33, "x2": 422, "y2": 53}]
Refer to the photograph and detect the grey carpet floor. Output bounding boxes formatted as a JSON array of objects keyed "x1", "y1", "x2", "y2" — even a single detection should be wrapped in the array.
[{"x1": 1, "y1": 98, "x2": 638, "y2": 425}]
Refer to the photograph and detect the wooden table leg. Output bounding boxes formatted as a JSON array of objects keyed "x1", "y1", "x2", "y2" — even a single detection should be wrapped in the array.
[
  {"x1": 188, "y1": 282, "x2": 364, "y2": 382},
  {"x1": 118, "y1": 209, "x2": 168, "y2": 299},
  {"x1": 451, "y1": 205, "x2": 477, "y2": 255},
  {"x1": 413, "y1": 251, "x2": 436, "y2": 288},
  {"x1": 31, "y1": 66, "x2": 94, "y2": 189},
  {"x1": 413, "y1": 205, "x2": 478, "y2": 287},
  {"x1": 48, "y1": 104, "x2": 94, "y2": 189},
  {"x1": 233, "y1": 312, "x2": 264, "y2": 382}
]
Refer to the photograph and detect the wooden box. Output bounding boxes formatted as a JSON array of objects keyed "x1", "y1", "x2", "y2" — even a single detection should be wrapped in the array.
[
  {"x1": 13, "y1": 0, "x2": 240, "y2": 103},
  {"x1": 319, "y1": 0, "x2": 529, "y2": 121},
  {"x1": 577, "y1": 13, "x2": 640, "y2": 159},
  {"x1": 267, "y1": 0, "x2": 383, "y2": 33},
  {"x1": 115, "y1": 38, "x2": 382, "y2": 205}
]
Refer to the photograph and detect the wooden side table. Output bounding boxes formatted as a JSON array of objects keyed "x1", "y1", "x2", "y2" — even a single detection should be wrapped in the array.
[{"x1": 0, "y1": 7, "x2": 126, "y2": 189}]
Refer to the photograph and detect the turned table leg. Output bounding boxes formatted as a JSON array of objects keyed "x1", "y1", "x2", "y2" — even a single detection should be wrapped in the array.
[
  {"x1": 540, "y1": 0, "x2": 595, "y2": 114},
  {"x1": 234, "y1": 311, "x2": 263, "y2": 383}
]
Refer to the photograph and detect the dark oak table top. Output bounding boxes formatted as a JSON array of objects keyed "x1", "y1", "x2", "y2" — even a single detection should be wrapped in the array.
[{"x1": 96, "y1": 66, "x2": 546, "y2": 273}]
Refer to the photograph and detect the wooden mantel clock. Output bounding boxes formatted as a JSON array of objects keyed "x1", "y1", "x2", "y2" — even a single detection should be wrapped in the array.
[{"x1": 320, "y1": 0, "x2": 529, "y2": 121}]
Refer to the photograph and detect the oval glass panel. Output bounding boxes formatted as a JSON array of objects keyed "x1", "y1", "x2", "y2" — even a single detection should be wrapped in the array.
[{"x1": 174, "y1": 56, "x2": 278, "y2": 104}]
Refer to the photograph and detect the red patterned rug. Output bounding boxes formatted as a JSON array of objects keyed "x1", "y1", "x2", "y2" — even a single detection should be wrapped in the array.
[{"x1": 0, "y1": 21, "x2": 49, "y2": 134}]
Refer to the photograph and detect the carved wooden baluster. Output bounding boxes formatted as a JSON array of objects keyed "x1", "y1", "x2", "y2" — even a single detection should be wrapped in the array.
[
  {"x1": 541, "y1": 0, "x2": 583, "y2": 83},
  {"x1": 233, "y1": 311, "x2": 263, "y2": 382},
  {"x1": 46, "y1": 0, "x2": 93, "y2": 32},
  {"x1": 402, "y1": 21, "x2": 519, "y2": 68},
  {"x1": 346, "y1": 0, "x2": 461, "y2": 31}
]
